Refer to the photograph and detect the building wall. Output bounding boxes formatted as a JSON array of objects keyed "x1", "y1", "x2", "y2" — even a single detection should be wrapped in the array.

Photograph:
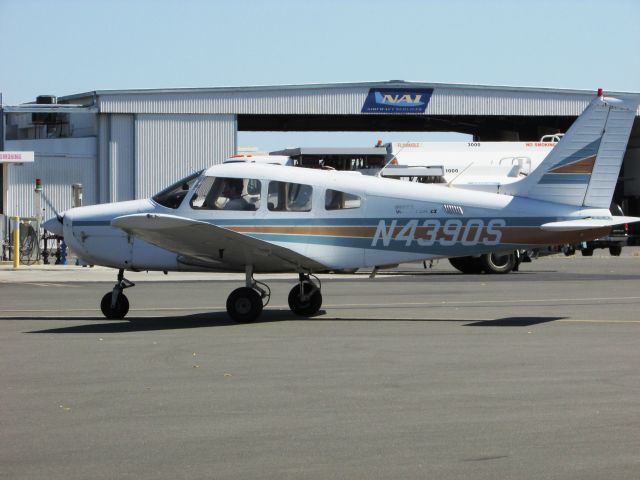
[
  {"x1": 5, "y1": 137, "x2": 97, "y2": 218},
  {"x1": 3, "y1": 113, "x2": 237, "y2": 216},
  {"x1": 4, "y1": 84, "x2": 639, "y2": 219},
  {"x1": 134, "y1": 114, "x2": 236, "y2": 198},
  {"x1": 97, "y1": 114, "x2": 109, "y2": 203},
  {"x1": 108, "y1": 114, "x2": 135, "y2": 202}
]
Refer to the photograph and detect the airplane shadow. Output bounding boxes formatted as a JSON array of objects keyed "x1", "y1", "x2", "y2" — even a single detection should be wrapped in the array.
[
  {"x1": 22, "y1": 312, "x2": 565, "y2": 333},
  {"x1": 464, "y1": 316, "x2": 565, "y2": 327},
  {"x1": 26, "y1": 311, "x2": 285, "y2": 333}
]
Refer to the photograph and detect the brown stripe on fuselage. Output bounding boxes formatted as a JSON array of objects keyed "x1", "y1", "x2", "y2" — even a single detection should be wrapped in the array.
[
  {"x1": 499, "y1": 226, "x2": 611, "y2": 245},
  {"x1": 548, "y1": 155, "x2": 596, "y2": 174}
]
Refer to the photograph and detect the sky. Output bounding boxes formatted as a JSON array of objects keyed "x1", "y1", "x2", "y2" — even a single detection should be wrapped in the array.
[{"x1": 1, "y1": 0, "x2": 639, "y2": 150}]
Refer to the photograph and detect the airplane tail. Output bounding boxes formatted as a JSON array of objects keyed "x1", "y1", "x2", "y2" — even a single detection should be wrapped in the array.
[{"x1": 501, "y1": 92, "x2": 639, "y2": 208}]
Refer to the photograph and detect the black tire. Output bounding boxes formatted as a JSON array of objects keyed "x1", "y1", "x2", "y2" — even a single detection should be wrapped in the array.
[
  {"x1": 288, "y1": 283, "x2": 322, "y2": 316},
  {"x1": 480, "y1": 252, "x2": 516, "y2": 274},
  {"x1": 226, "y1": 287, "x2": 263, "y2": 323},
  {"x1": 609, "y1": 246, "x2": 622, "y2": 256},
  {"x1": 100, "y1": 292, "x2": 130, "y2": 319},
  {"x1": 581, "y1": 248, "x2": 594, "y2": 257},
  {"x1": 448, "y1": 256, "x2": 483, "y2": 274}
]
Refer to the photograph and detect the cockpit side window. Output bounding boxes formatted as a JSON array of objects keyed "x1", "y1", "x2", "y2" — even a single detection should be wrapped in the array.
[
  {"x1": 325, "y1": 189, "x2": 362, "y2": 210},
  {"x1": 268, "y1": 181, "x2": 312, "y2": 212},
  {"x1": 190, "y1": 176, "x2": 261, "y2": 211},
  {"x1": 152, "y1": 171, "x2": 202, "y2": 209}
]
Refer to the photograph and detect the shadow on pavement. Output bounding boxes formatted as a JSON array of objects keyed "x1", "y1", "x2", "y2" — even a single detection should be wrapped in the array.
[
  {"x1": 464, "y1": 316, "x2": 565, "y2": 327},
  {"x1": 21, "y1": 311, "x2": 567, "y2": 333},
  {"x1": 26, "y1": 310, "x2": 299, "y2": 333}
]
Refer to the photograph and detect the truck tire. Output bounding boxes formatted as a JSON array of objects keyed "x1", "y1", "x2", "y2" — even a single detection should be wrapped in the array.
[
  {"x1": 581, "y1": 248, "x2": 594, "y2": 256},
  {"x1": 609, "y1": 246, "x2": 622, "y2": 256},
  {"x1": 480, "y1": 252, "x2": 517, "y2": 274},
  {"x1": 448, "y1": 256, "x2": 483, "y2": 274}
]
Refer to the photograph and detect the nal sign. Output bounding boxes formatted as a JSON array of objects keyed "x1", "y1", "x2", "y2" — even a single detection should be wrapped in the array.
[
  {"x1": 375, "y1": 92, "x2": 425, "y2": 106},
  {"x1": 362, "y1": 88, "x2": 433, "y2": 113}
]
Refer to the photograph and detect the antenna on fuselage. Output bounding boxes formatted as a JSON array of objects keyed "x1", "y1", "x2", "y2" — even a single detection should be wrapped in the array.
[{"x1": 446, "y1": 162, "x2": 475, "y2": 187}]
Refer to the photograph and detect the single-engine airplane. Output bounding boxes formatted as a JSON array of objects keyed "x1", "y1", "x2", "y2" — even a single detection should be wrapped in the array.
[{"x1": 44, "y1": 92, "x2": 640, "y2": 322}]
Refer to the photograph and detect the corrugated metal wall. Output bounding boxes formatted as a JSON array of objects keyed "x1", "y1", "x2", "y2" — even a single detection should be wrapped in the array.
[
  {"x1": 99, "y1": 87, "x2": 368, "y2": 115},
  {"x1": 97, "y1": 85, "x2": 606, "y2": 117},
  {"x1": 134, "y1": 114, "x2": 236, "y2": 198},
  {"x1": 6, "y1": 113, "x2": 237, "y2": 211},
  {"x1": 108, "y1": 114, "x2": 134, "y2": 202},
  {"x1": 5, "y1": 138, "x2": 97, "y2": 218},
  {"x1": 429, "y1": 88, "x2": 590, "y2": 116},
  {"x1": 97, "y1": 114, "x2": 109, "y2": 203}
]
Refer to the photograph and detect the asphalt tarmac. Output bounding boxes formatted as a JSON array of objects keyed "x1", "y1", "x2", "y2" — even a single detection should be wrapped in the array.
[{"x1": 1, "y1": 253, "x2": 640, "y2": 479}]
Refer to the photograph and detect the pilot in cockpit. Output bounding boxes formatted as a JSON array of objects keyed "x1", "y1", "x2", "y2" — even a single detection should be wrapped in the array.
[{"x1": 220, "y1": 178, "x2": 251, "y2": 210}]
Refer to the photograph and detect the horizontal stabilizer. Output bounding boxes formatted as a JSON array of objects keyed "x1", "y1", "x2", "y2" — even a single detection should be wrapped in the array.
[{"x1": 540, "y1": 216, "x2": 640, "y2": 231}]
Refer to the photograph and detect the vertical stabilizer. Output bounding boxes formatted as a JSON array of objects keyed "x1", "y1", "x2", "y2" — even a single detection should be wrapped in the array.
[{"x1": 501, "y1": 94, "x2": 639, "y2": 207}]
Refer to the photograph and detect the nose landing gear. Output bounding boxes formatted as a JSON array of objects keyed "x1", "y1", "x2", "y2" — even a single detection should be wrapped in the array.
[{"x1": 100, "y1": 269, "x2": 135, "y2": 319}]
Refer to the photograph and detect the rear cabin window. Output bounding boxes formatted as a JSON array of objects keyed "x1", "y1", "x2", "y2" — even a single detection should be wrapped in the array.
[
  {"x1": 268, "y1": 181, "x2": 313, "y2": 212},
  {"x1": 152, "y1": 171, "x2": 202, "y2": 209},
  {"x1": 325, "y1": 189, "x2": 362, "y2": 210},
  {"x1": 190, "y1": 177, "x2": 261, "y2": 211}
]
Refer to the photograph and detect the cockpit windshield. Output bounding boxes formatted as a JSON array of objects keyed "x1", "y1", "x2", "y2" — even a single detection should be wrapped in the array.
[{"x1": 152, "y1": 170, "x2": 203, "y2": 209}]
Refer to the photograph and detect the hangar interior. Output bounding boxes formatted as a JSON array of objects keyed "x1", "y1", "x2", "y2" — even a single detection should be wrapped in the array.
[{"x1": 2, "y1": 81, "x2": 639, "y2": 241}]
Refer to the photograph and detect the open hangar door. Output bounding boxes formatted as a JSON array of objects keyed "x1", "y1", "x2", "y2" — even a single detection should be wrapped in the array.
[{"x1": 237, "y1": 113, "x2": 578, "y2": 140}]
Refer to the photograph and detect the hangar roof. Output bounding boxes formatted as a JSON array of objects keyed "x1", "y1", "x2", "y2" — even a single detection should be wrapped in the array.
[
  {"x1": 62, "y1": 80, "x2": 636, "y2": 99},
  {"x1": 60, "y1": 80, "x2": 639, "y2": 117}
]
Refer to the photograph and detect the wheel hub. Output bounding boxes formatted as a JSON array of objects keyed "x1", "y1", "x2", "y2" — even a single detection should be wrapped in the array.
[
  {"x1": 235, "y1": 298, "x2": 252, "y2": 314},
  {"x1": 491, "y1": 253, "x2": 510, "y2": 267}
]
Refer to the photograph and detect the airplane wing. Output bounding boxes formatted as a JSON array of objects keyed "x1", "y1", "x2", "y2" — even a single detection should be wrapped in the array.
[
  {"x1": 540, "y1": 216, "x2": 640, "y2": 231},
  {"x1": 111, "y1": 213, "x2": 328, "y2": 272}
]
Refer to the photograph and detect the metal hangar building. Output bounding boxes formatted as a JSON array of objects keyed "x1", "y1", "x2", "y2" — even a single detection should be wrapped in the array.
[{"x1": 2, "y1": 81, "x2": 639, "y2": 221}]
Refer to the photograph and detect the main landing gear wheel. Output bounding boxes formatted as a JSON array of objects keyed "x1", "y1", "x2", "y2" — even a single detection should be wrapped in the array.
[
  {"x1": 226, "y1": 287, "x2": 263, "y2": 323},
  {"x1": 225, "y1": 265, "x2": 271, "y2": 323},
  {"x1": 288, "y1": 274, "x2": 322, "y2": 317},
  {"x1": 100, "y1": 268, "x2": 135, "y2": 319}
]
